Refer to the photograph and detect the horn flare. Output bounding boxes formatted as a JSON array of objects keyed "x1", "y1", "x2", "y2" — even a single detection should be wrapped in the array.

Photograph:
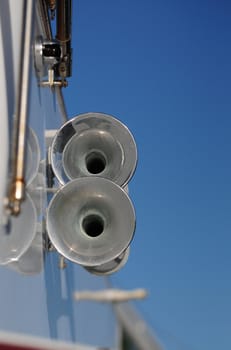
[
  {"x1": 51, "y1": 112, "x2": 137, "y2": 187},
  {"x1": 0, "y1": 192, "x2": 37, "y2": 265},
  {"x1": 46, "y1": 177, "x2": 135, "y2": 267}
]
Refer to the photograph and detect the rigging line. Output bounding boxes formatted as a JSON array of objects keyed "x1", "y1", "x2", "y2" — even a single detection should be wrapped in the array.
[
  {"x1": 37, "y1": 0, "x2": 52, "y2": 40},
  {"x1": 133, "y1": 300, "x2": 198, "y2": 350}
]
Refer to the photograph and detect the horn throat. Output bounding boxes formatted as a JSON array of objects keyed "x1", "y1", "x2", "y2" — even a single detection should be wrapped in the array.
[
  {"x1": 85, "y1": 151, "x2": 106, "y2": 174},
  {"x1": 82, "y1": 214, "x2": 105, "y2": 237}
]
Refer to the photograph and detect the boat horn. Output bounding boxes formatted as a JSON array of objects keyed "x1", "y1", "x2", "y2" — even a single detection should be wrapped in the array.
[
  {"x1": 50, "y1": 112, "x2": 137, "y2": 188},
  {"x1": 46, "y1": 177, "x2": 135, "y2": 270},
  {"x1": 84, "y1": 247, "x2": 130, "y2": 276}
]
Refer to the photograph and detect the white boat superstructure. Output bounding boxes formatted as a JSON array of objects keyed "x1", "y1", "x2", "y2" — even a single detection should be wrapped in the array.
[{"x1": 0, "y1": 1, "x2": 162, "y2": 349}]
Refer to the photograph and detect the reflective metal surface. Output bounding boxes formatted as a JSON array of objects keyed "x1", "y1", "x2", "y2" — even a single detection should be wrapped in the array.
[
  {"x1": 85, "y1": 248, "x2": 130, "y2": 276},
  {"x1": 8, "y1": 0, "x2": 34, "y2": 215},
  {"x1": 0, "y1": 192, "x2": 36, "y2": 265},
  {"x1": 26, "y1": 127, "x2": 40, "y2": 185},
  {"x1": 51, "y1": 112, "x2": 137, "y2": 187},
  {"x1": 47, "y1": 177, "x2": 135, "y2": 267},
  {"x1": 8, "y1": 228, "x2": 43, "y2": 275}
]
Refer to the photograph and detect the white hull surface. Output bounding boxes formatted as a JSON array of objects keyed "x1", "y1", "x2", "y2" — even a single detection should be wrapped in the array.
[{"x1": 0, "y1": 1, "x2": 117, "y2": 349}]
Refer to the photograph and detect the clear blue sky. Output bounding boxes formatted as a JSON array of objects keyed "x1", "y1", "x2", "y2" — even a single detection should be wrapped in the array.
[{"x1": 64, "y1": 1, "x2": 231, "y2": 349}]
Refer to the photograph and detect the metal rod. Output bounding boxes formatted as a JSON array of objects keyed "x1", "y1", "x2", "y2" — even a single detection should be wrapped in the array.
[
  {"x1": 73, "y1": 289, "x2": 148, "y2": 303},
  {"x1": 56, "y1": 0, "x2": 72, "y2": 78},
  {"x1": 56, "y1": 0, "x2": 71, "y2": 42},
  {"x1": 8, "y1": 0, "x2": 34, "y2": 215}
]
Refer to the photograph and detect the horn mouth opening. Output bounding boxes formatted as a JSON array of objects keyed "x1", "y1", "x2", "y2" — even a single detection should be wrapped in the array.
[
  {"x1": 85, "y1": 151, "x2": 107, "y2": 175},
  {"x1": 82, "y1": 214, "x2": 105, "y2": 237}
]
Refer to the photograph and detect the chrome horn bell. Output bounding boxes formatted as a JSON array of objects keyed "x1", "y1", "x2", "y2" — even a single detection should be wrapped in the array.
[
  {"x1": 46, "y1": 177, "x2": 135, "y2": 269},
  {"x1": 0, "y1": 193, "x2": 37, "y2": 265},
  {"x1": 85, "y1": 247, "x2": 130, "y2": 276},
  {"x1": 50, "y1": 112, "x2": 137, "y2": 187}
]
